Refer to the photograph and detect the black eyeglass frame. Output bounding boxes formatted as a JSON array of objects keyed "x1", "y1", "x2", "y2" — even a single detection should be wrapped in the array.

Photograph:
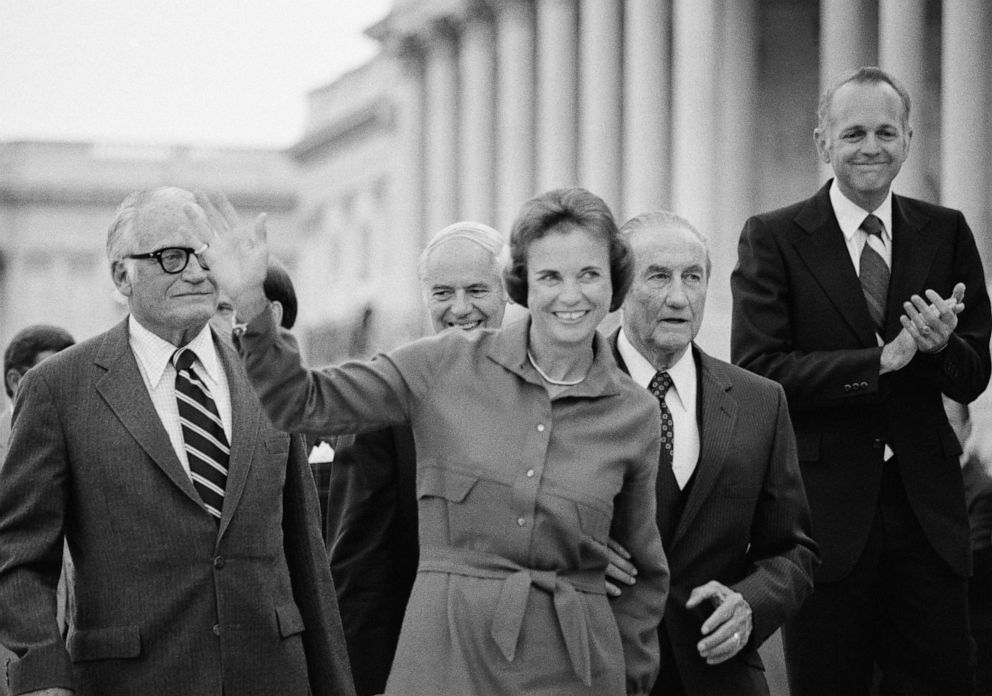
[{"x1": 125, "y1": 247, "x2": 209, "y2": 274}]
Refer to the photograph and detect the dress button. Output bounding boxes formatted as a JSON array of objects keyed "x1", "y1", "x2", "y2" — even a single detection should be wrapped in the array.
[
  {"x1": 860, "y1": 381, "x2": 869, "y2": 389},
  {"x1": 526, "y1": 469, "x2": 535, "y2": 478},
  {"x1": 212, "y1": 624, "x2": 221, "y2": 636},
  {"x1": 213, "y1": 556, "x2": 225, "y2": 569},
  {"x1": 536, "y1": 424, "x2": 546, "y2": 432},
  {"x1": 517, "y1": 517, "x2": 527, "y2": 527},
  {"x1": 843, "y1": 384, "x2": 852, "y2": 392}
]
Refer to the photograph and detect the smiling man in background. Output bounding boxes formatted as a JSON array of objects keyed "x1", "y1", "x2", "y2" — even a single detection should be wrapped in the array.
[{"x1": 325, "y1": 221, "x2": 508, "y2": 696}]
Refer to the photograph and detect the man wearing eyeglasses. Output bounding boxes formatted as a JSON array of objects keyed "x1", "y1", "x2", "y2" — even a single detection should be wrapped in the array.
[{"x1": 0, "y1": 187, "x2": 355, "y2": 696}]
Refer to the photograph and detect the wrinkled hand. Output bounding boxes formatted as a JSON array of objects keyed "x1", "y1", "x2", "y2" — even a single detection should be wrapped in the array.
[
  {"x1": 687, "y1": 580, "x2": 752, "y2": 665},
  {"x1": 900, "y1": 283, "x2": 965, "y2": 353},
  {"x1": 181, "y1": 191, "x2": 270, "y2": 318},
  {"x1": 604, "y1": 537, "x2": 637, "y2": 597}
]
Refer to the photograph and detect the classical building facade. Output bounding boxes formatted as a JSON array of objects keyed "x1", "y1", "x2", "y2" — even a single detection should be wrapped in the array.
[
  {"x1": 296, "y1": 0, "x2": 992, "y2": 358},
  {"x1": 2, "y1": 0, "x2": 989, "y2": 365},
  {"x1": 0, "y1": 141, "x2": 297, "y2": 350}
]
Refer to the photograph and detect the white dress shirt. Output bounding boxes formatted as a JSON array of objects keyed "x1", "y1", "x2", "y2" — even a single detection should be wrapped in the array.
[
  {"x1": 829, "y1": 181, "x2": 896, "y2": 460},
  {"x1": 830, "y1": 179, "x2": 893, "y2": 286},
  {"x1": 618, "y1": 329, "x2": 700, "y2": 488},
  {"x1": 128, "y1": 316, "x2": 232, "y2": 478}
]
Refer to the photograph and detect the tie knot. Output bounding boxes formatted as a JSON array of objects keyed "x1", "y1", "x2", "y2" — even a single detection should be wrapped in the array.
[
  {"x1": 648, "y1": 371, "x2": 673, "y2": 401},
  {"x1": 860, "y1": 214, "x2": 885, "y2": 239},
  {"x1": 173, "y1": 348, "x2": 198, "y2": 373}
]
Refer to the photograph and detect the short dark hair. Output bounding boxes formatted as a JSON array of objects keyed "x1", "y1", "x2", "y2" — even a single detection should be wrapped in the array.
[
  {"x1": 263, "y1": 259, "x2": 298, "y2": 330},
  {"x1": 4, "y1": 325, "x2": 76, "y2": 398},
  {"x1": 504, "y1": 188, "x2": 633, "y2": 312},
  {"x1": 817, "y1": 66, "x2": 912, "y2": 131}
]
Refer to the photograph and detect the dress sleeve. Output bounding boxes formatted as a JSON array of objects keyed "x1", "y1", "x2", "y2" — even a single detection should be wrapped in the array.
[
  {"x1": 238, "y1": 305, "x2": 441, "y2": 436},
  {"x1": 609, "y1": 411, "x2": 669, "y2": 695}
]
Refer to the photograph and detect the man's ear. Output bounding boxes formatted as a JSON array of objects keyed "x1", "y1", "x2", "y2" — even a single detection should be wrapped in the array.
[
  {"x1": 111, "y1": 260, "x2": 133, "y2": 297},
  {"x1": 813, "y1": 129, "x2": 831, "y2": 164},
  {"x1": 269, "y1": 300, "x2": 284, "y2": 329},
  {"x1": 5, "y1": 368, "x2": 23, "y2": 399}
]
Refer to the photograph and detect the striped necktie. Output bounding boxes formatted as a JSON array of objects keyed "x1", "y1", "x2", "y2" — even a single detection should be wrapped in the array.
[
  {"x1": 859, "y1": 214, "x2": 890, "y2": 335},
  {"x1": 173, "y1": 348, "x2": 229, "y2": 521}
]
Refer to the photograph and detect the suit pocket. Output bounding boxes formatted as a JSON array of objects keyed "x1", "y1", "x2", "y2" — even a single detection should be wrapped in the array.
[
  {"x1": 67, "y1": 625, "x2": 141, "y2": 662},
  {"x1": 276, "y1": 602, "x2": 306, "y2": 638}
]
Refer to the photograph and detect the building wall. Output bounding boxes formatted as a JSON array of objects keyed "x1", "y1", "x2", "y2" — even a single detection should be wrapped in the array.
[{"x1": 0, "y1": 141, "x2": 297, "y2": 349}]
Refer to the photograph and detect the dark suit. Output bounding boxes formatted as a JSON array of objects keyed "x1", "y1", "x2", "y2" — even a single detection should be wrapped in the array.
[
  {"x1": 0, "y1": 319, "x2": 355, "y2": 696},
  {"x1": 325, "y1": 426, "x2": 418, "y2": 696},
  {"x1": 731, "y1": 182, "x2": 992, "y2": 693},
  {"x1": 611, "y1": 332, "x2": 818, "y2": 696}
]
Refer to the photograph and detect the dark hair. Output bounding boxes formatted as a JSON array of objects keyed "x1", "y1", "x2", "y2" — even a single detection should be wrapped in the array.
[
  {"x1": 817, "y1": 66, "x2": 912, "y2": 131},
  {"x1": 4, "y1": 324, "x2": 76, "y2": 398},
  {"x1": 504, "y1": 188, "x2": 633, "y2": 311},
  {"x1": 263, "y1": 259, "x2": 298, "y2": 330}
]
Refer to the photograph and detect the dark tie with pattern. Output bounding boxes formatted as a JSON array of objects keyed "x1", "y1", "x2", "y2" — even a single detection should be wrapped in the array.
[
  {"x1": 648, "y1": 371, "x2": 675, "y2": 473},
  {"x1": 859, "y1": 214, "x2": 890, "y2": 335},
  {"x1": 173, "y1": 348, "x2": 229, "y2": 521}
]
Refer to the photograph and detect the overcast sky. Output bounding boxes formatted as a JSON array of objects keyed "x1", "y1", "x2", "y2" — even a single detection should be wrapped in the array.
[{"x1": 0, "y1": 0, "x2": 392, "y2": 149}]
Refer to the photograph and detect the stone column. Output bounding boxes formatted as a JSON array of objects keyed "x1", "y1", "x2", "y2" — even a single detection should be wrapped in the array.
[
  {"x1": 819, "y1": 0, "x2": 878, "y2": 180},
  {"x1": 879, "y1": 0, "x2": 929, "y2": 200},
  {"x1": 578, "y1": 0, "x2": 623, "y2": 214},
  {"x1": 942, "y1": 0, "x2": 992, "y2": 276},
  {"x1": 708, "y1": 0, "x2": 758, "y2": 359},
  {"x1": 459, "y1": 6, "x2": 497, "y2": 224},
  {"x1": 622, "y1": 0, "x2": 670, "y2": 220},
  {"x1": 535, "y1": 0, "x2": 578, "y2": 191},
  {"x1": 495, "y1": 0, "x2": 536, "y2": 233},
  {"x1": 671, "y1": 0, "x2": 719, "y2": 235},
  {"x1": 423, "y1": 20, "x2": 460, "y2": 237},
  {"x1": 392, "y1": 38, "x2": 428, "y2": 339}
]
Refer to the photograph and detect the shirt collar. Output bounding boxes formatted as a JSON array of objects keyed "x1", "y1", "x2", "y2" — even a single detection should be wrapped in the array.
[
  {"x1": 128, "y1": 316, "x2": 220, "y2": 388},
  {"x1": 617, "y1": 328, "x2": 696, "y2": 413},
  {"x1": 829, "y1": 179, "x2": 893, "y2": 244}
]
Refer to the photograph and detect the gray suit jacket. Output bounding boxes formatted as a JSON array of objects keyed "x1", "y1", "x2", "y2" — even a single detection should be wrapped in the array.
[{"x1": 0, "y1": 319, "x2": 355, "y2": 696}]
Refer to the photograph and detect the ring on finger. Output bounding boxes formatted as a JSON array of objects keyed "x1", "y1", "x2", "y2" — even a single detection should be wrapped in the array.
[
  {"x1": 733, "y1": 631, "x2": 741, "y2": 646},
  {"x1": 920, "y1": 325, "x2": 931, "y2": 334}
]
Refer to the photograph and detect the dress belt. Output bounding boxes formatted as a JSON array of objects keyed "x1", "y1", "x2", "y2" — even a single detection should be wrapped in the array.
[{"x1": 418, "y1": 545, "x2": 605, "y2": 686}]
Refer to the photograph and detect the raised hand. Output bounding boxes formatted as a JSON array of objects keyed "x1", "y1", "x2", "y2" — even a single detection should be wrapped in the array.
[{"x1": 182, "y1": 191, "x2": 271, "y2": 321}]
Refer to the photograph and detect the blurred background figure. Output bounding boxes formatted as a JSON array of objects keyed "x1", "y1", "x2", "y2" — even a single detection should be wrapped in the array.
[
  {"x1": 326, "y1": 220, "x2": 508, "y2": 696},
  {"x1": 2, "y1": 324, "x2": 76, "y2": 462}
]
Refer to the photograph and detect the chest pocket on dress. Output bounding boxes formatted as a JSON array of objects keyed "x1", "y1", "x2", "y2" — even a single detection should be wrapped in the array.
[{"x1": 417, "y1": 464, "x2": 484, "y2": 546}]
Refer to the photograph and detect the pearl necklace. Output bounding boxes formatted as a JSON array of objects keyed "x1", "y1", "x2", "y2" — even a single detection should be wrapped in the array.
[{"x1": 527, "y1": 351, "x2": 586, "y2": 386}]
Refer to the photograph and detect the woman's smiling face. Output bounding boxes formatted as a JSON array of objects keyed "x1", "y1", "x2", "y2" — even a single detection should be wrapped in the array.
[{"x1": 525, "y1": 224, "x2": 612, "y2": 351}]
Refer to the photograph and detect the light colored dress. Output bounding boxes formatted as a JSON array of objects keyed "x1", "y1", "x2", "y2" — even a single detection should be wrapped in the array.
[{"x1": 241, "y1": 314, "x2": 669, "y2": 695}]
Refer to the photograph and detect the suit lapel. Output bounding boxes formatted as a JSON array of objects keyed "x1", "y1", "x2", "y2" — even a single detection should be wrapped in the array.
[
  {"x1": 94, "y1": 320, "x2": 202, "y2": 507},
  {"x1": 792, "y1": 184, "x2": 878, "y2": 346},
  {"x1": 215, "y1": 335, "x2": 261, "y2": 540},
  {"x1": 669, "y1": 349, "x2": 736, "y2": 551},
  {"x1": 886, "y1": 194, "x2": 936, "y2": 338}
]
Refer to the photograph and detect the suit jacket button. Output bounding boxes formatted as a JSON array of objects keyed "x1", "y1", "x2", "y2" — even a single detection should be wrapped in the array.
[
  {"x1": 213, "y1": 556, "x2": 225, "y2": 569},
  {"x1": 860, "y1": 381, "x2": 869, "y2": 389},
  {"x1": 212, "y1": 623, "x2": 221, "y2": 636},
  {"x1": 872, "y1": 438, "x2": 884, "y2": 449},
  {"x1": 844, "y1": 384, "x2": 852, "y2": 392}
]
